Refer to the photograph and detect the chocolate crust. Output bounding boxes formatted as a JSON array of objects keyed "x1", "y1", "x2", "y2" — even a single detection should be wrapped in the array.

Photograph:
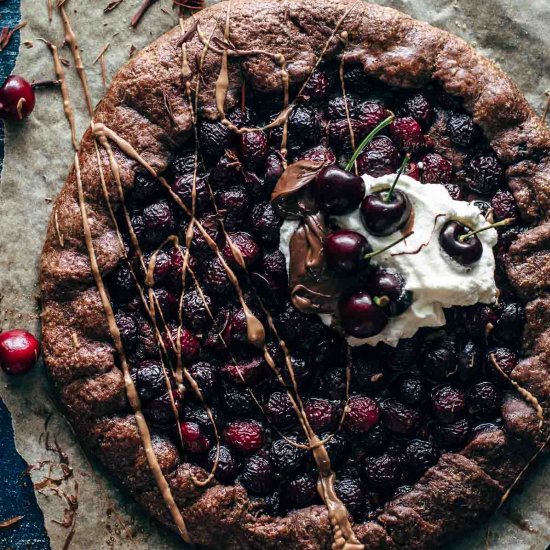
[{"x1": 39, "y1": 1, "x2": 550, "y2": 548}]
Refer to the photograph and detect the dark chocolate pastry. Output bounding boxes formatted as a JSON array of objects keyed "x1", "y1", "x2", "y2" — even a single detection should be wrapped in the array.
[{"x1": 40, "y1": 1, "x2": 549, "y2": 549}]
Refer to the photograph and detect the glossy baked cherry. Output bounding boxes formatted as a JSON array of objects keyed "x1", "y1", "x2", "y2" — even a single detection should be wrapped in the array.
[
  {"x1": 325, "y1": 230, "x2": 371, "y2": 275},
  {"x1": 338, "y1": 291, "x2": 388, "y2": 338},
  {"x1": 314, "y1": 166, "x2": 365, "y2": 215},
  {"x1": 180, "y1": 421, "x2": 212, "y2": 454},
  {"x1": 0, "y1": 76, "x2": 36, "y2": 121},
  {"x1": 439, "y1": 221, "x2": 482, "y2": 265},
  {"x1": 0, "y1": 329, "x2": 40, "y2": 375},
  {"x1": 343, "y1": 395, "x2": 380, "y2": 434},
  {"x1": 361, "y1": 188, "x2": 412, "y2": 236}
]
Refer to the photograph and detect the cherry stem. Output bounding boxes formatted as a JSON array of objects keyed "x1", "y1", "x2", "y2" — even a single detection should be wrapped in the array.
[
  {"x1": 364, "y1": 231, "x2": 414, "y2": 259},
  {"x1": 373, "y1": 295, "x2": 390, "y2": 308},
  {"x1": 385, "y1": 153, "x2": 411, "y2": 202},
  {"x1": 458, "y1": 218, "x2": 515, "y2": 242},
  {"x1": 345, "y1": 112, "x2": 395, "y2": 172}
]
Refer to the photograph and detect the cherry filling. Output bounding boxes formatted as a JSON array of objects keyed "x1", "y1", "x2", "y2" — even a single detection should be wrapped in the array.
[{"x1": 107, "y1": 61, "x2": 526, "y2": 522}]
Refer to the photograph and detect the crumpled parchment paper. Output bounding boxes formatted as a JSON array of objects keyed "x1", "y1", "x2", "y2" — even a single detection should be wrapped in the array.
[{"x1": 0, "y1": 0, "x2": 548, "y2": 549}]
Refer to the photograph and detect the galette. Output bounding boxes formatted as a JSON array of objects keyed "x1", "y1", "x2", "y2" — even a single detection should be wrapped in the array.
[{"x1": 40, "y1": 1, "x2": 550, "y2": 548}]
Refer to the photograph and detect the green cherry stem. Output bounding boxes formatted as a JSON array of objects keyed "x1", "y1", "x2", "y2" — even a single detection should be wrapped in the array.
[
  {"x1": 458, "y1": 218, "x2": 515, "y2": 242},
  {"x1": 385, "y1": 153, "x2": 411, "y2": 203},
  {"x1": 345, "y1": 112, "x2": 395, "y2": 172},
  {"x1": 364, "y1": 231, "x2": 414, "y2": 259}
]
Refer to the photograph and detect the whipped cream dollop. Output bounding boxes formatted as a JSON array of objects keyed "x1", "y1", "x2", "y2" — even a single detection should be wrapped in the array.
[{"x1": 280, "y1": 173, "x2": 498, "y2": 347}]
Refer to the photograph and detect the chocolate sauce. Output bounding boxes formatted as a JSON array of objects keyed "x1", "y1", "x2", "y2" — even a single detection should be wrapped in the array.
[
  {"x1": 271, "y1": 161, "x2": 344, "y2": 315},
  {"x1": 288, "y1": 214, "x2": 340, "y2": 315},
  {"x1": 41, "y1": 39, "x2": 78, "y2": 151},
  {"x1": 59, "y1": 6, "x2": 94, "y2": 117},
  {"x1": 74, "y1": 153, "x2": 191, "y2": 543},
  {"x1": 56, "y1": 1, "x2": 369, "y2": 546}
]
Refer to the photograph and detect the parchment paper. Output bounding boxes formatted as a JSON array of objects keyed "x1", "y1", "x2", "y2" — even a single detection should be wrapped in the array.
[{"x1": 0, "y1": 1, "x2": 548, "y2": 549}]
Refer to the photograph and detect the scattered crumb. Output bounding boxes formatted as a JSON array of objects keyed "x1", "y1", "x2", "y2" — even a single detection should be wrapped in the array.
[
  {"x1": 93, "y1": 42, "x2": 110, "y2": 64},
  {"x1": 104, "y1": 0, "x2": 124, "y2": 13},
  {"x1": 24, "y1": 39, "x2": 33, "y2": 48}
]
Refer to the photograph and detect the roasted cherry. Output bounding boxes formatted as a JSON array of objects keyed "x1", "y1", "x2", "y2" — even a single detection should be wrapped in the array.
[
  {"x1": 0, "y1": 76, "x2": 36, "y2": 121},
  {"x1": 325, "y1": 230, "x2": 371, "y2": 275},
  {"x1": 338, "y1": 291, "x2": 388, "y2": 338},
  {"x1": 439, "y1": 221, "x2": 482, "y2": 265},
  {"x1": 315, "y1": 166, "x2": 365, "y2": 215}
]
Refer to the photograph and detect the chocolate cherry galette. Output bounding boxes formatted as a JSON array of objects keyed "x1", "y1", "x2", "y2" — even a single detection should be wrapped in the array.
[{"x1": 40, "y1": 1, "x2": 550, "y2": 549}]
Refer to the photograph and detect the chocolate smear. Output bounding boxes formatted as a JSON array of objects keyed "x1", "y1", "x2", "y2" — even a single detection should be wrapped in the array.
[
  {"x1": 289, "y1": 213, "x2": 340, "y2": 314},
  {"x1": 271, "y1": 159, "x2": 325, "y2": 219}
]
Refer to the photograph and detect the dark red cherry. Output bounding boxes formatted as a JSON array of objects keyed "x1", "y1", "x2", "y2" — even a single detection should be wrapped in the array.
[
  {"x1": 325, "y1": 230, "x2": 371, "y2": 275},
  {"x1": 439, "y1": 221, "x2": 482, "y2": 265},
  {"x1": 0, "y1": 76, "x2": 36, "y2": 121},
  {"x1": 0, "y1": 329, "x2": 40, "y2": 375},
  {"x1": 339, "y1": 291, "x2": 388, "y2": 338},
  {"x1": 361, "y1": 189, "x2": 412, "y2": 236},
  {"x1": 365, "y1": 269, "x2": 411, "y2": 316},
  {"x1": 315, "y1": 166, "x2": 365, "y2": 215}
]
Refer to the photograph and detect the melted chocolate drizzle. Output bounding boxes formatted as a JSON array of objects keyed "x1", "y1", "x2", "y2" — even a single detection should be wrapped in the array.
[{"x1": 49, "y1": 1, "x2": 366, "y2": 548}]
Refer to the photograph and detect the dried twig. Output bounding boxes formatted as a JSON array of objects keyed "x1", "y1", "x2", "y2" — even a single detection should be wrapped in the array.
[
  {"x1": 0, "y1": 516, "x2": 24, "y2": 529},
  {"x1": 0, "y1": 21, "x2": 27, "y2": 52},
  {"x1": 31, "y1": 79, "x2": 61, "y2": 89},
  {"x1": 542, "y1": 89, "x2": 550, "y2": 126},
  {"x1": 93, "y1": 42, "x2": 110, "y2": 64},
  {"x1": 131, "y1": 0, "x2": 159, "y2": 28},
  {"x1": 93, "y1": 43, "x2": 111, "y2": 89},
  {"x1": 104, "y1": 0, "x2": 124, "y2": 12},
  {"x1": 172, "y1": 0, "x2": 205, "y2": 9}
]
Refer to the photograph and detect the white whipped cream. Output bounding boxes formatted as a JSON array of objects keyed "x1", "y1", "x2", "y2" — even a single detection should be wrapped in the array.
[{"x1": 280, "y1": 173, "x2": 498, "y2": 347}]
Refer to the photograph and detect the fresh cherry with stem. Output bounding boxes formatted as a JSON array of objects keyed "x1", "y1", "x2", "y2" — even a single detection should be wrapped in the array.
[
  {"x1": 315, "y1": 166, "x2": 365, "y2": 215},
  {"x1": 326, "y1": 231, "x2": 413, "y2": 276},
  {"x1": 0, "y1": 75, "x2": 36, "y2": 121},
  {"x1": 315, "y1": 113, "x2": 396, "y2": 215},
  {"x1": 339, "y1": 291, "x2": 389, "y2": 338},
  {"x1": 366, "y1": 269, "x2": 412, "y2": 316},
  {"x1": 326, "y1": 230, "x2": 371, "y2": 275},
  {"x1": 439, "y1": 217, "x2": 514, "y2": 266},
  {"x1": 361, "y1": 154, "x2": 412, "y2": 236},
  {"x1": 0, "y1": 329, "x2": 41, "y2": 375}
]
